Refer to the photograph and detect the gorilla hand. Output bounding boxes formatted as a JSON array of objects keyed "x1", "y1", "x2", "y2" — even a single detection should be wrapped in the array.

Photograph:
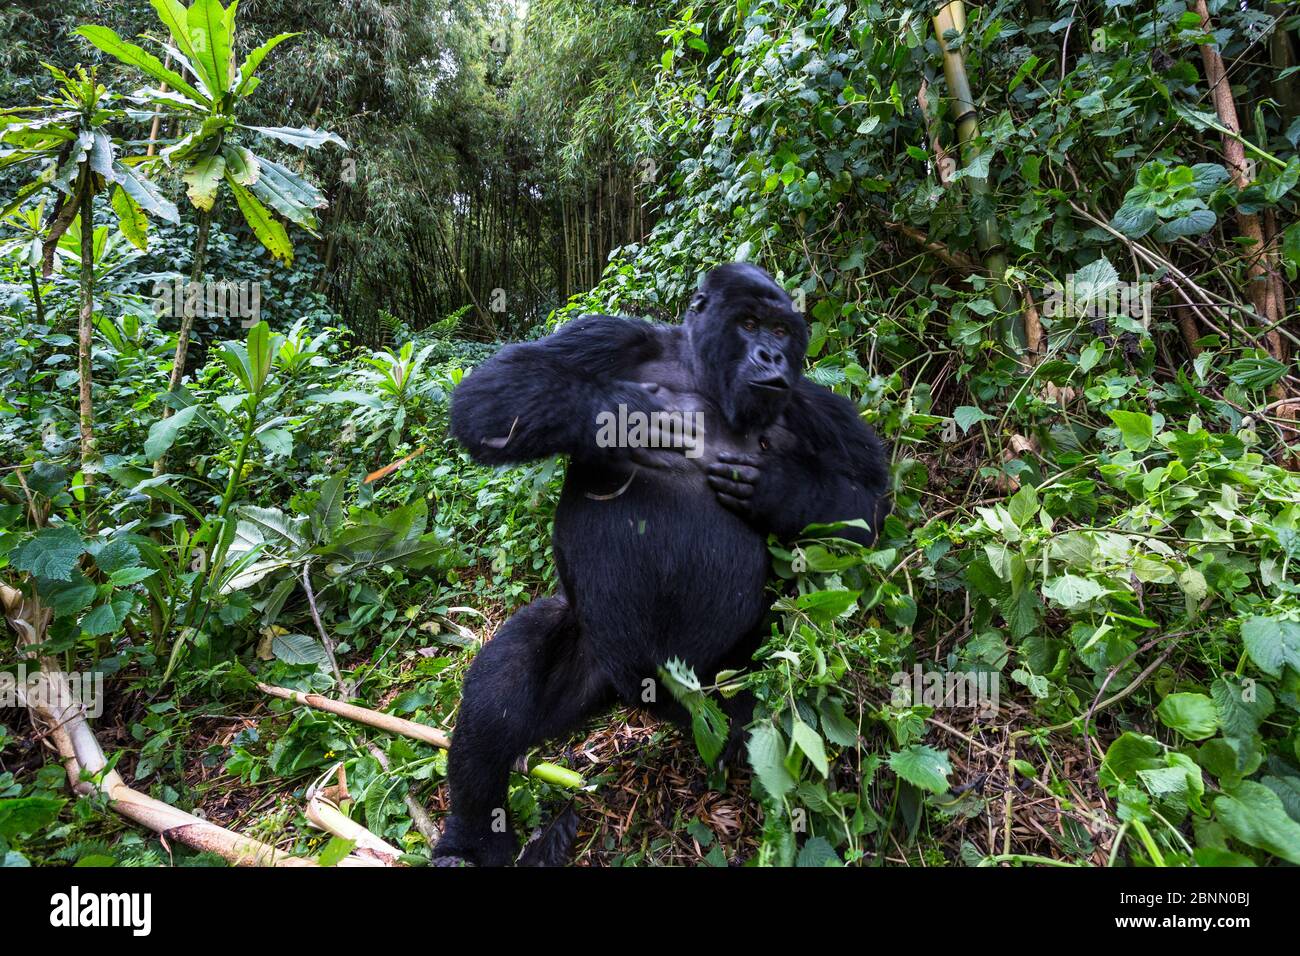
[{"x1": 706, "y1": 452, "x2": 762, "y2": 517}]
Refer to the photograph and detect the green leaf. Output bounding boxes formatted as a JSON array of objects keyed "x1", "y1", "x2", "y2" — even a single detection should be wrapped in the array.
[
  {"x1": 242, "y1": 125, "x2": 349, "y2": 151},
  {"x1": 73, "y1": 25, "x2": 208, "y2": 105},
  {"x1": 1215, "y1": 781, "x2": 1300, "y2": 864},
  {"x1": 791, "y1": 720, "x2": 829, "y2": 777},
  {"x1": 1041, "y1": 573, "x2": 1108, "y2": 608},
  {"x1": 317, "y1": 835, "x2": 356, "y2": 867},
  {"x1": 186, "y1": 0, "x2": 233, "y2": 96},
  {"x1": 81, "y1": 597, "x2": 133, "y2": 636},
  {"x1": 109, "y1": 566, "x2": 157, "y2": 586},
  {"x1": 11, "y1": 526, "x2": 85, "y2": 582},
  {"x1": 1240, "y1": 615, "x2": 1300, "y2": 678},
  {"x1": 953, "y1": 405, "x2": 992, "y2": 434},
  {"x1": 145, "y1": 405, "x2": 201, "y2": 462},
  {"x1": 271, "y1": 632, "x2": 330, "y2": 667},
  {"x1": 110, "y1": 184, "x2": 148, "y2": 250},
  {"x1": 888, "y1": 744, "x2": 952, "y2": 795},
  {"x1": 746, "y1": 723, "x2": 795, "y2": 799},
  {"x1": 248, "y1": 156, "x2": 323, "y2": 231},
  {"x1": 39, "y1": 571, "x2": 97, "y2": 617},
  {"x1": 112, "y1": 161, "x2": 179, "y2": 223},
  {"x1": 795, "y1": 836, "x2": 841, "y2": 867},
  {"x1": 91, "y1": 538, "x2": 141, "y2": 575},
  {"x1": 182, "y1": 152, "x2": 226, "y2": 211},
  {"x1": 0, "y1": 797, "x2": 67, "y2": 839},
  {"x1": 225, "y1": 175, "x2": 292, "y2": 264},
  {"x1": 1107, "y1": 410, "x2": 1155, "y2": 452},
  {"x1": 1156, "y1": 692, "x2": 1218, "y2": 740},
  {"x1": 235, "y1": 32, "x2": 300, "y2": 95}
]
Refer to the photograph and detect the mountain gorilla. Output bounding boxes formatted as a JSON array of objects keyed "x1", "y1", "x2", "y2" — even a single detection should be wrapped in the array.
[{"x1": 436, "y1": 263, "x2": 890, "y2": 865}]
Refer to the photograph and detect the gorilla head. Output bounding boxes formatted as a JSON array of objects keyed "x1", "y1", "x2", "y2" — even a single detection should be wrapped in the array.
[{"x1": 685, "y1": 263, "x2": 808, "y2": 431}]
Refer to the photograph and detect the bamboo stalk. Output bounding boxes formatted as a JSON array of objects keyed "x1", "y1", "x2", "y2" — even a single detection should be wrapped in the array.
[
  {"x1": 256, "y1": 682, "x2": 586, "y2": 788},
  {"x1": 932, "y1": 1, "x2": 1025, "y2": 350},
  {"x1": 257, "y1": 682, "x2": 451, "y2": 748}
]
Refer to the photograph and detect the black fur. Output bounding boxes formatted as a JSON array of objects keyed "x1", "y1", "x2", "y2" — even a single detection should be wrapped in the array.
[{"x1": 435, "y1": 263, "x2": 890, "y2": 865}]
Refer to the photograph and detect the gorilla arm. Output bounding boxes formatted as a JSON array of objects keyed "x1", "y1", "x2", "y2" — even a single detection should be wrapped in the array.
[
  {"x1": 706, "y1": 380, "x2": 890, "y2": 547},
  {"x1": 449, "y1": 315, "x2": 666, "y2": 466}
]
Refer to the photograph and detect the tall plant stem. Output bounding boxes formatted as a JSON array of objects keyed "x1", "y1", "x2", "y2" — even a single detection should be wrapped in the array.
[
  {"x1": 153, "y1": 207, "x2": 213, "y2": 476},
  {"x1": 76, "y1": 184, "x2": 96, "y2": 519},
  {"x1": 932, "y1": 1, "x2": 1024, "y2": 351}
]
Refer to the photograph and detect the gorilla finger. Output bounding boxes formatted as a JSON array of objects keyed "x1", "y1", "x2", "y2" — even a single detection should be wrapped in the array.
[
  {"x1": 716, "y1": 452, "x2": 762, "y2": 467},
  {"x1": 706, "y1": 462, "x2": 760, "y2": 483},
  {"x1": 707, "y1": 475, "x2": 753, "y2": 498}
]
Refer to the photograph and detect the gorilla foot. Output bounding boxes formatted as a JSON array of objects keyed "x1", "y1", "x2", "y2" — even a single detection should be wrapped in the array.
[{"x1": 431, "y1": 815, "x2": 517, "y2": 867}]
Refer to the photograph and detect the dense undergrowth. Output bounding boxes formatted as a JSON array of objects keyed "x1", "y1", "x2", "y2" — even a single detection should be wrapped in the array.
[{"x1": 3, "y1": 0, "x2": 1300, "y2": 867}]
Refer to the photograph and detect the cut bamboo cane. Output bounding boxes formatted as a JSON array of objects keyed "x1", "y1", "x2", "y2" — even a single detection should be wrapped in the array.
[
  {"x1": 304, "y1": 764, "x2": 403, "y2": 864},
  {"x1": 257, "y1": 682, "x2": 451, "y2": 748},
  {"x1": 256, "y1": 682, "x2": 586, "y2": 788}
]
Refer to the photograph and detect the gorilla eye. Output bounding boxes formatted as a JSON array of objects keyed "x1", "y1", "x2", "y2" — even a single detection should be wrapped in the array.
[
  {"x1": 741, "y1": 318, "x2": 758, "y2": 333},
  {"x1": 773, "y1": 325, "x2": 788, "y2": 338}
]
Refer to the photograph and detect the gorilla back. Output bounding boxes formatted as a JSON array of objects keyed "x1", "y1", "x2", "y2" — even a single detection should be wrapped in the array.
[{"x1": 437, "y1": 263, "x2": 890, "y2": 865}]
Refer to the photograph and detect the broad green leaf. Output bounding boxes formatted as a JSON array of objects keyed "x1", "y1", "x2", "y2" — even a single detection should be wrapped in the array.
[
  {"x1": 11, "y1": 526, "x2": 85, "y2": 582},
  {"x1": 248, "y1": 155, "x2": 323, "y2": 230},
  {"x1": 110, "y1": 184, "x2": 148, "y2": 250},
  {"x1": 81, "y1": 597, "x2": 133, "y2": 636},
  {"x1": 112, "y1": 161, "x2": 179, "y2": 223},
  {"x1": 746, "y1": 723, "x2": 795, "y2": 799},
  {"x1": 791, "y1": 720, "x2": 829, "y2": 777},
  {"x1": 1156, "y1": 692, "x2": 1218, "y2": 740},
  {"x1": 187, "y1": 0, "x2": 233, "y2": 96},
  {"x1": 1107, "y1": 409, "x2": 1155, "y2": 452},
  {"x1": 243, "y1": 124, "x2": 349, "y2": 151},
  {"x1": 271, "y1": 631, "x2": 331, "y2": 667},
  {"x1": 145, "y1": 405, "x2": 200, "y2": 461},
  {"x1": 953, "y1": 405, "x2": 992, "y2": 434},
  {"x1": 73, "y1": 25, "x2": 208, "y2": 105},
  {"x1": 888, "y1": 744, "x2": 952, "y2": 795},
  {"x1": 225, "y1": 175, "x2": 292, "y2": 264},
  {"x1": 182, "y1": 152, "x2": 225, "y2": 210},
  {"x1": 795, "y1": 836, "x2": 841, "y2": 867},
  {"x1": 0, "y1": 797, "x2": 67, "y2": 839},
  {"x1": 1240, "y1": 615, "x2": 1300, "y2": 678},
  {"x1": 1215, "y1": 782, "x2": 1300, "y2": 864},
  {"x1": 1041, "y1": 573, "x2": 1108, "y2": 608},
  {"x1": 39, "y1": 571, "x2": 97, "y2": 617}
]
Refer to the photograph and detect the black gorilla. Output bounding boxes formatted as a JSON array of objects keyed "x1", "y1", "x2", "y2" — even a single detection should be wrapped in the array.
[{"x1": 436, "y1": 263, "x2": 889, "y2": 865}]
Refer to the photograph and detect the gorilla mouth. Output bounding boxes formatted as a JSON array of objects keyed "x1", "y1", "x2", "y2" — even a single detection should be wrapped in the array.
[{"x1": 749, "y1": 377, "x2": 789, "y2": 392}]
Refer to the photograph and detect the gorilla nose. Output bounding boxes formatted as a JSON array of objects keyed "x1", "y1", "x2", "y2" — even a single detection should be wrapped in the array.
[{"x1": 756, "y1": 346, "x2": 785, "y2": 368}]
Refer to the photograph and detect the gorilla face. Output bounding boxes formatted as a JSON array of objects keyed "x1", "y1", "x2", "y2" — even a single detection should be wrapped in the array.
[{"x1": 685, "y1": 263, "x2": 808, "y2": 431}]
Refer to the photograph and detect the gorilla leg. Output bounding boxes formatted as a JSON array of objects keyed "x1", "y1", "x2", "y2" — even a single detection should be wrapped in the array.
[{"x1": 434, "y1": 596, "x2": 610, "y2": 866}]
